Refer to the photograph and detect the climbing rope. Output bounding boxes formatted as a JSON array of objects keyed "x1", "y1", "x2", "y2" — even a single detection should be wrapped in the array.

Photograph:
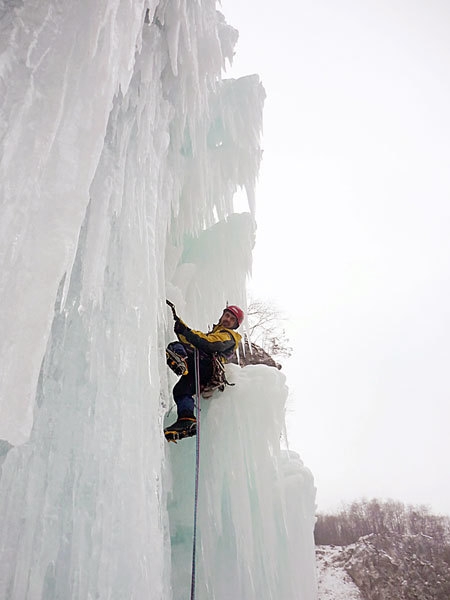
[{"x1": 190, "y1": 348, "x2": 201, "y2": 600}]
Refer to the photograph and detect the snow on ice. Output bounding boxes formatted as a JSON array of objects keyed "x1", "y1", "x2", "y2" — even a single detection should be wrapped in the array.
[{"x1": 0, "y1": 2, "x2": 317, "y2": 599}]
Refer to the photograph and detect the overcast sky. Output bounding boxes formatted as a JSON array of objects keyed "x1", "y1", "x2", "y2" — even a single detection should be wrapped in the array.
[{"x1": 224, "y1": 0, "x2": 450, "y2": 516}]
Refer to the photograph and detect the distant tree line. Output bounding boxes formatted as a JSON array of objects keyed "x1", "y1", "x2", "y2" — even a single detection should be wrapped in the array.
[
  {"x1": 315, "y1": 499, "x2": 450, "y2": 600},
  {"x1": 315, "y1": 498, "x2": 450, "y2": 547}
]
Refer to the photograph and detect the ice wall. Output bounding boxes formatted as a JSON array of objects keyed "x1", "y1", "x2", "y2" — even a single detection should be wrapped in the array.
[
  {"x1": 166, "y1": 364, "x2": 317, "y2": 600},
  {"x1": 0, "y1": 0, "x2": 148, "y2": 444},
  {"x1": 165, "y1": 219, "x2": 317, "y2": 600},
  {"x1": 0, "y1": 2, "x2": 317, "y2": 599}
]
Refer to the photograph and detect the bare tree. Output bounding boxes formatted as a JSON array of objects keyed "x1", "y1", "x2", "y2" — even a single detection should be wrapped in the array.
[{"x1": 245, "y1": 298, "x2": 292, "y2": 360}]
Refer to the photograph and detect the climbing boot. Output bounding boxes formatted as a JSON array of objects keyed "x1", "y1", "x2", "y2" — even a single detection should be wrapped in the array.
[{"x1": 164, "y1": 417, "x2": 196, "y2": 442}]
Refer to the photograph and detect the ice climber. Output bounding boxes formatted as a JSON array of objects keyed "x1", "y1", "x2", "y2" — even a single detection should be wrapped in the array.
[{"x1": 164, "y1": 304, "x2": 244, "y2": 441}]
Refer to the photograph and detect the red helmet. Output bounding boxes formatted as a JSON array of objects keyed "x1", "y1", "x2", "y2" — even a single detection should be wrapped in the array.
[{"x1": 224, "y1": 305, "x2": 244, "y2": 327}]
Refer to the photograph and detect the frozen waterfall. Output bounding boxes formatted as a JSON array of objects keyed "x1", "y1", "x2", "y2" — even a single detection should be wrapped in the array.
[{"x1": 0, "y1": 2, "x2": 317, "y2": 599}]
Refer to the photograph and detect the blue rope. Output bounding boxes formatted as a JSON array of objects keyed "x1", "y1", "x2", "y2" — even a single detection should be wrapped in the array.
[{"x1": 190, "y1": 348, "x2": 201, "y2": 600}]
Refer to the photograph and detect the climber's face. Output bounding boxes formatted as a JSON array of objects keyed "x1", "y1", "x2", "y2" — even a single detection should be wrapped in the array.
[{"x1": 220, "y1": 310, "x2": 238, "y2": 329}]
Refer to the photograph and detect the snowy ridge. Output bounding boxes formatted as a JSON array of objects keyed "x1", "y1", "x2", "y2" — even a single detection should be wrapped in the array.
[{"x1": 0, "y1": 2, "x2": 317, "y2": 599}]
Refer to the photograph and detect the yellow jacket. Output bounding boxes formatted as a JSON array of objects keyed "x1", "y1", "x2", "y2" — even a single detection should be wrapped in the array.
[{"x1": 177, "y1": 322, "x2": 241, "y2": 358}]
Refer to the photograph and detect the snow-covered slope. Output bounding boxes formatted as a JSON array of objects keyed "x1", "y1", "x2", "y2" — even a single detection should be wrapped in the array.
[
  {"x1": 317, "y1": 530, "x2": 450, "y2": 600},
  {"x1": 316, "y1": 546, "x2": 363, "y2": 600},
  {"x1": 0, "y1": 2, "x2": 317, "y2": 598}
]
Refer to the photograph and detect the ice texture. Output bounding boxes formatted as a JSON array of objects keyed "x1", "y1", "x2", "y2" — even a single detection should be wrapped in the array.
[
  {"x1": 167, "y1": 364, "x2": 317, "y2": 600},
  {"x1": 0, "y1": 2, "x2": 317, "y2": 599}
]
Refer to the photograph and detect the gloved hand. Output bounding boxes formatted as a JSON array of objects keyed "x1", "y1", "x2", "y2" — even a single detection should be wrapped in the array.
[{"x1": 174, "y1": 319, "x2": 188, "y2": 335}]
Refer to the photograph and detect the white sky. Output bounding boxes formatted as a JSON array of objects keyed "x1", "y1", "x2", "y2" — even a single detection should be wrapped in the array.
[{"x1": 224, "y1": 0, "x2": 450, "y2": 516}]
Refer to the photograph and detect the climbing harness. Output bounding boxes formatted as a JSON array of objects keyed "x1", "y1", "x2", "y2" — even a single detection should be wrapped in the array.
[
  {"x1": 190, "y1": 348, "x2": 201, "y2": 600},
  {"x1": 201, "y1": 353, "x2": 235, "y2": 398}
]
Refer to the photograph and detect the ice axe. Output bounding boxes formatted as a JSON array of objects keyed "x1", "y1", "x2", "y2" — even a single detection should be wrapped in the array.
[{"x1": 166, "y1": 299, "x2": 179, "y2": 321}]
